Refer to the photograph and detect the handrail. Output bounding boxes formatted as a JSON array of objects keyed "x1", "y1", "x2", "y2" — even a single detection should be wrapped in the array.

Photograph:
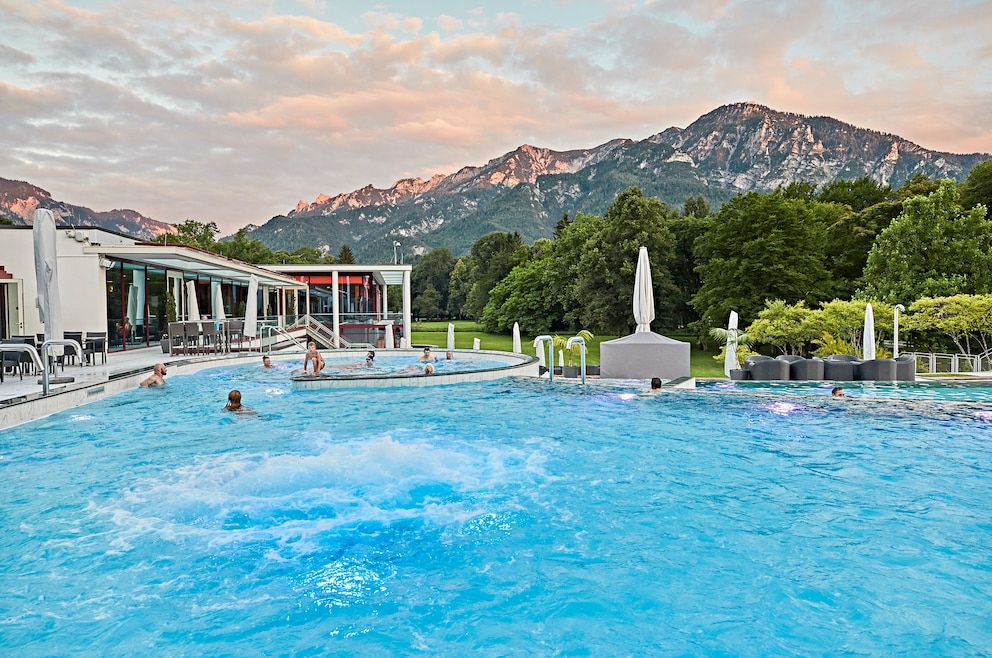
[
  {"x1": 264, "y1": 325, "x2": 308, "y2": 353},
  {"x1": 534, "y1": 335, "x2": 554, "y2": 382},
  {"x1": 566, "y1": 336, "x2": 587, "y2": 384},
  {"x1": 40, "y1": 339, "x2": 83, "y2": 394},
  {"x1": 1, "y1": 343, "x2": 46, "y2": 374},
  {"x1": 305, "y1": 314, "x2": 373, "y2": 349}
]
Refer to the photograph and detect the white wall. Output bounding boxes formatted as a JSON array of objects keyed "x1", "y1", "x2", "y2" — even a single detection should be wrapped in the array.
[{"x1": 0, "y1": 228, "x2": 108, "y2": 337}]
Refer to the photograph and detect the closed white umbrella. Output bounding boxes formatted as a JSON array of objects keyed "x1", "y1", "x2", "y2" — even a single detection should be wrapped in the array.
[
  {"x1": 244, "y1": 274, "x2": 259, "y2": 349},
  {"x1": 724, "y1": 310, "x2": 739, "y2": 377},
  {"x1": 33, "y1": 209, "x2": 63, "y2": 356},
  {"x1": 633, "y1": 246, "x2": 654, "y2": 333},
  {"x1": 125, "y1": 284, "x2": 139, "y2": 343},
  {"x1": 185, "y1": 280, "x2": 200, "y2": 322},
  {"x1": 212, "y1": 281, "x2": 226, "y2": 321},
  {"x1": 447, "y1": 323, "x2": 455, "y2": 351},
  {"x1": 863, "y1": 303, "x2": 876, "y2": 360},
  {"x1": 534, "y1": 337, "x2": 546, "y2": 367},
  {"x1": 512, "y1": 322, "x2": 522, "y2": 353},
  {"x1": 473, "y1": 337, "x2": 481, "y2": 350},
  {"x1": 384, "y1": 322, "x2": 394, "y2": 349}
]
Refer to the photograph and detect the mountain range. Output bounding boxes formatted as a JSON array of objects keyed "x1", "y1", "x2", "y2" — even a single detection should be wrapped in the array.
[
  {"x1": 0, "y1": 177, "x2": 175, "y2": 239},
  {"x1": 1, "y1": 103, "x2": 987, "y2": 256}
]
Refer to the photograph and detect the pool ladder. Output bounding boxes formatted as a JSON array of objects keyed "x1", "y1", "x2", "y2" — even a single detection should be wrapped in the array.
[{"x1": 533, "y1": 335, "x2": 587, "y2": 384}]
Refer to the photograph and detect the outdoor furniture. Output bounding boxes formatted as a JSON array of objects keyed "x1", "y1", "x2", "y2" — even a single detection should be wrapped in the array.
[
  {"x1": 857, "y1": 358, "x2": 897, "y2": 381},
  {"x1": 199, "y1": 322, "x2": 222, "y2": 355},
  {"x1": 183, "y1": 322, "x2": 202, "y2": 354},
  {"x1": 778, "y1": 355, "x2": 824, "y2": 380},
  {"x1": 894, "y1": 355, "x2": 917, "y2": 381},
  {"x1": 62, "y1": 332, "x2": 83, "y2": 367},
  {"x1": 227, "y1": 319, "x2": 244, "y2": 352},
  {"x1": 1, "y1": 340, "x2": 27, "y2": 381},
  {"x1": 745, "y1": 355, "x2": 790, "y2": 380},
  {"x1": 167, "y1": 322, "x2": 186, "y2": 355},
  {"x1": 824, "y1": 354, "x2": 860, "y2": 381},
  {"x1": 83, "y1": 331, "x2": 108, "y2": 365}
]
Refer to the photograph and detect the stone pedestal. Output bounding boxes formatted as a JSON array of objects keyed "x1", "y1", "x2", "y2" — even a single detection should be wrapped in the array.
[{"x1": 600, "y1": 332, "x2": 691, "y2": 380}]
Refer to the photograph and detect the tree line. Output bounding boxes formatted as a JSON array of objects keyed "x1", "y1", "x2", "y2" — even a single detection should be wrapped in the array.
[{"x1": 410, "y1": 160, "x2": 992, "y2": 352}]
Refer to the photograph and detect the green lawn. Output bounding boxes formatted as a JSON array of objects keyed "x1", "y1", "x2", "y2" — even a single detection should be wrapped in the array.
[{"x1": 410, "y1": 323, "x2": 725, "y2": 377}]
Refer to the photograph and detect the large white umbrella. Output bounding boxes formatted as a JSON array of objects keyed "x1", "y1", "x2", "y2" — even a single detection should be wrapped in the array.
[
  {"x1": 512, "y1": 322, "x2": 522, "y2": 353},
  {"x1": 384, "y1": 322, "x2": 394, "y2": 349},
  {"x1": 185, "y1": 280, "x2": 200, "y2": 322},
  {"x1": 33, "y1": 208, "x2": 63, "y2": 355},
  {"x1": 244, "y1": 274, "x2": 259, "y2": 348},
  {"x1": 447, "y1": 323, "x2": 455, "y2": 351},
  {"x1": 212, "y1": 281, "x2": 226, "y2": 321},
  {"x1": 633, "y1": 246, "x2": 655, "y2": 333},
  {"x1": 724, "y1": 310, "x2": 739, "y2": 377},
  {"x1": 534, "y1": 337, "x2": 546, "y2": 367},
  {"x1": 863, "y1": 303, "x2": 876, "y2": 360}
]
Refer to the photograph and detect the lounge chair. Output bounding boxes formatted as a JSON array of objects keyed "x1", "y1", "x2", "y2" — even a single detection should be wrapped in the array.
[
  {"x1": 778, "y1": 355, "x2": 824, "y2": 380},
  {"x1": 857, "y1": 358, "x2": 897, "y2": 381},
  {"x1": 823, "y1": 354, "x2": 860, "y2": 381},
  {"x1": 894, "y1": 355, "x2": 917, "y2": 381},
  {"x1": 745, "y1": 355, "x2": 790, "y2": 380}
]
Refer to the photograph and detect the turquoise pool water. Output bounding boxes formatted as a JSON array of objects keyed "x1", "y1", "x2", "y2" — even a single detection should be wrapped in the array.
[
  {"x1": 696, "y1": 378, "x2": 992, "y2": 402},
  {"x1": 2, "y1": 366, "x2": 992, "y2": 654},
  {"x1": 300, "y1": 354, "x2": 512, "y2": 377}
]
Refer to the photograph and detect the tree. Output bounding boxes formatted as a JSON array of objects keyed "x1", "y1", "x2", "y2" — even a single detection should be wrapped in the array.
[
  {"x1": 693, "y1": 190, "x2": 832, "y2": 328},
  {"x1": 156, "y1": 219, "x2": 218, "y2": 250},
  {"x1": 337, "y1": 244, "x2": 356, "y2": 264},
  {"x1": 553, "y1": 213, "x2": 571, "y2": 239},
  {"x1": 896, "y1": 172, "x2": 939, "y2": 201},
  {"x1": 463, "y1": 232, "x2": 524, "y2": 320},
  {"x1": 572, "y1": 187, "x2": 678, "y2": 334},
  {"x1": 547, "y1": 212, "x2": 603, "y2": 329},
  {"x1": 817, "y1": 176, "x2": 895, "y2": 212},
  {"x1": 959, "y1": 159, "x2": 992, "y2": 211},
  {"x1": 743, "y1": 300, "x2": 820, "y2": 355},
  {"x1": 412, "y1": 283, "x2": 443, "y2": 319},
  {"x1": 412, "y1": 247, "x2": 455, "y2": 317},
  {"x1": 446, "y1": 257, "x2": 473, "y2": 319},
  {"x1": 861, "y1": 180, "x2": 992, "y2": 303},
  {"x1": 820, "y1": 200, "x2": 903, "y2": 298},
  {"x1": 905, "y1": 294, "x2": 992, "y2": 354},
  {"x1": 683, "y1": 194, "x2": 711, "y2": 218},
  {"x1": 781, "y1": 180, "x2": 817, "y2": 202},
  {"x1": 668, "y1": 214, "x2": 710, "y2": 328},
  {"x1": 0, "y1": 214, "x2": 13, "y2": 225},
  {"x1": 215, "y1": 228, "x2": 275, "y2": 264},
  {"x1": 291, "y1": 245, "x2": 324, "y2": 264},
  {"x1": 481, "y1": 250, "x2": 560, "y2": 334}
]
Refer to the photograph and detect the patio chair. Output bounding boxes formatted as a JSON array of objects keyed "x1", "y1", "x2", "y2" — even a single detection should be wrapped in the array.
[
  {"x1": 62, "y1": 332, "x2": 83, "y2": 367},
  {"x1": 167, "y1": 322, "x2": 186, "y2": 355},
  {"x1": 227, "y1": 319, "x2": 244, "y2": 352},
  {"x1": 183, "y1": 322, "x2": 202, "y2": 355},
  {"x1": 199, "y1": 322, "x2": 222, "y2": 355},
  {"x1": 84, "y1": 331, "x2": 108, "y2": 365}
]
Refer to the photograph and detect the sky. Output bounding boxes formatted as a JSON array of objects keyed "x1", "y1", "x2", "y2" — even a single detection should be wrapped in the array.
[{"x1": 1, "y1": 0, "x2": 990, "y2": 234}]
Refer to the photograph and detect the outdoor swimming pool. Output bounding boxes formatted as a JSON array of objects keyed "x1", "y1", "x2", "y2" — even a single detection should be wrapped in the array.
[
  {"x1": 2, "y1": 364, "x2": 991, "y2": 654},
  {"x1": 306, "y1": 353, "x2": 513, "y2": 377}
]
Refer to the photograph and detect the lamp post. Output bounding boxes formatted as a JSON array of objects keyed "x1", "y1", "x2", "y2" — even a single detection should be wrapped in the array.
[
  {"x1": 894, "y1": 304, "x2": 905, "y2": 358},
  {"x1": 393, "y1": 241, "x2": 401, "y2": 265}
]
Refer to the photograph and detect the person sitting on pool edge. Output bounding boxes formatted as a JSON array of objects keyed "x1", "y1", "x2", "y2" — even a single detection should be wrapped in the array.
[
  {"x1": 418, "y1": 347, "x2": 436, "y2": 363},
  {"x1": 139, "y1": 363, "x2": 167, "y2": 387},
  {"x1": 262, "y1": 355, "x2": 273, "y2": 368},
  {"x1": 303, "y1": 341, "x2": 325, "y2": 375},
  {"x1": 831, "y1": 386, "x2": 845, "y2": 397}
]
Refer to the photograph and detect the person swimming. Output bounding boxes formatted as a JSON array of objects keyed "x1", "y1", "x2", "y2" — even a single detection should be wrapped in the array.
[
  {"x1": 366, "y1": 350, "x2": 376, "y2": 366},
  {"x1": 418, "y1": 347, "x2": 436, "y2": 363}
]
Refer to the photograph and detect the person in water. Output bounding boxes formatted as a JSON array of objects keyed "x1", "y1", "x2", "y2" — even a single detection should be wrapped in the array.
[
  {"x1": 366, "y1": 350, "x2": 376, "y2": 366},
  {"x1": 139, "y1": 363, "x2": 167, "y2": 387},
  {"x1": 446, "y1": 350, "x2": 454, "y2": 360},
  {"x1": 831, "y1": 386, "x2": 845, "y2": 397},
  {"x1": 418, "y1": 347, "x2": 436, "y2": 363},
  {"x1": 262, "y1": 355, "x2": 273, "y2": 368},
  {"x1": 424, "y1": 362, "x2": 435, "y2": 375},
  {"x1": 303, "y1": 341, "x2": 324, "y2": 375},
  {"x1": 225, "y1": 389, "x2": 244, "y2": 411},
  {"x1": 650, "y1": 377, "x2": 662, "y2": 390}
]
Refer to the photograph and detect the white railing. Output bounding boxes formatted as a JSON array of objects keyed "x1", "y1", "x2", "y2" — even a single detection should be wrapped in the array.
[{"x1": 905, "y1": 352, "x2": 986, "y2": 375}]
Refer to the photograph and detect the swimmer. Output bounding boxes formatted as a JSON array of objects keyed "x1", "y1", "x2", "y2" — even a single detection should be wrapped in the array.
[
  {"x1": 262, "y1": 355, "x2": 273, "y2": 368},
  {"x1": 303, "y1": 341, "x2": 325, "y2": 375},
  {"x1": 445, "y1": 350, "x2": 454, "y2": 360},
  {"x1": 424, "y1": 362, "x2": 435, "y2": 375},
  {"x1": 831, "y1": 386, "x2": 845, "y2": 398},
  {"x1": 366, "y1": 350, "x2": 376, "y2": 367},
  {"x1": 650, "y1": 377, "x2": 662, "y2": 391},
  {"x1": 418, "y1": 347, "x2": 436, "y2": 363},
  {"x1": 224, "y1": 389, "x2": 243, "y2": 411},
  {"x1": 139, "y1": 363, "x2": 167, "y2": 387}
]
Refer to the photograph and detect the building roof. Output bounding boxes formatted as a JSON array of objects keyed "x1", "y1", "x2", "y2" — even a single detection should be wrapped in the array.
[{"x1": 264, "y1": 263, "x2": 412, "y2": 286}]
